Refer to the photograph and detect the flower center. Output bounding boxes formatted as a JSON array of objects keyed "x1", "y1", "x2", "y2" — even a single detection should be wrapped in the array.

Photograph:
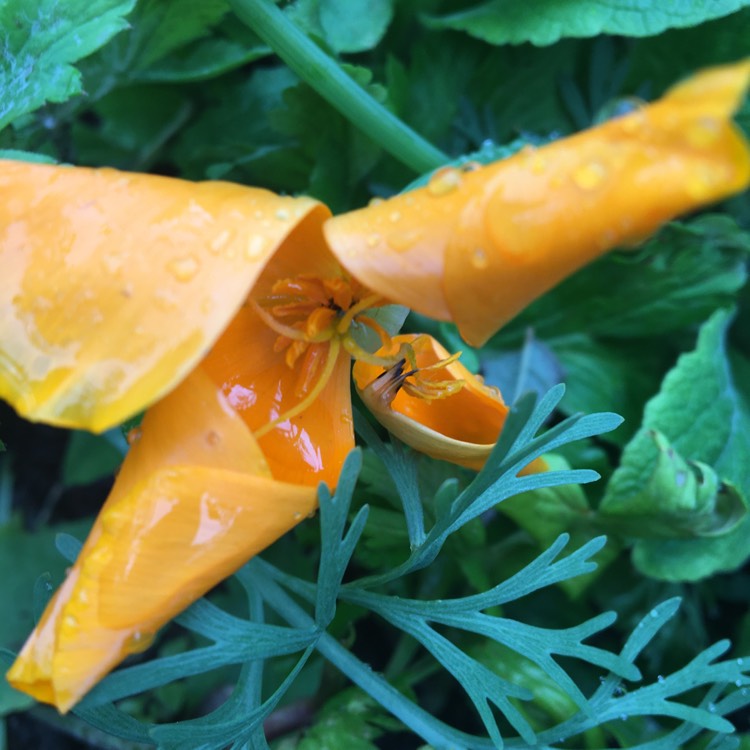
[
  {"x1": 361, "y1": 344, "x2": 466, "y2": 411},
  {"x1": 251, "y1": 274, "x2": 408, "y2": 437}
]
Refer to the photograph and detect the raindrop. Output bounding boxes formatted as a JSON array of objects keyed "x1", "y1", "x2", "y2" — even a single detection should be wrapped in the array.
[
  {"x1": 126, "y1": 426, "x2": 143, "y2": 445},
  {"x1": 167, "y1": 255, "x2": 200, "y2": 282},
  {"x1": 275, "y1": 208, "x2": 290, "y2": 221},
  {"x1": 206, "y1": 430, "x2": 221, "y2": 447},
  {"x1": 708, "y1": 702, "x2": 716, "y2": 713},
  {"x1": 389, "y1": 210, "x2": 401, "y2": 223},
  {"x1": 126, "y1": 630, "x2": 155, "y2": 654},
  {"x1": 368, "y1": 197, "x2": 385, "y2": 207},
  {"x1": 366, "y1": 234, "x2": 381, "y2": 249},
  {"x1": 481, "y1": 138, "x2": 495, "y2": 150},
  {"x1": 210, "y1": 230, "x2": 230, "y2": 254},
  {"x1": 650, "y1": 609, "x2": 659, "y2": 618},
  {"x1": 63, "y1": 615, "x2": 78, "y2": 629},
  {"x1": 293, "y1": 512, "x2": 303, "y2": 521},
  {"x1": 596, "y1": 96, "x2": 647, "y2": 126},
  {"x1": 389, "y1": 229, "x2": 421, "y2": 252},
  {"x1": 427, "y1": 166, "x2": 462, "y2": 196},
  {"x1": 246, "y1": 235, "x2": 267, "y2": 260},
  {"x1": 471, "y1": 248, "x2": 488, "y2": 270},
  {"x1": 461, "y1": 160, "x2": 482, "y2": 173},
  {"x1": 738, "y1": 658, "x2": 745, "y2": 666},
  {"x1": 620, "y1": 714, "x2": 628, "y2": 721},
  {"x1": 686, "y1": 117, "x2": 721, "y2": 148},
  {"x1": 572, "y1": 161, "x2": 607, "y2": 191},
  {"x1": 657, "y1": 675, "x2": 665, "y2": 683},
  {"x1": 736, "y1": 679, "x2": 743, "y2": 687}
]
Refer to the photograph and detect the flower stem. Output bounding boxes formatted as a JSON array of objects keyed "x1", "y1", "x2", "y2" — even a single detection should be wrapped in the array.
[{"x1": 228, "y1": 0, "x2": 449, "y2": 174}]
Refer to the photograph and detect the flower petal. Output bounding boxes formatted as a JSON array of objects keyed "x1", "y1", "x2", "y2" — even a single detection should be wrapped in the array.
[
  {"x1": 324, "y1": 60, "x2": 750, "y2": 346},
  {"x1": 6, "y1": 368, "x2": 316, "y2": 712},
  {"x1": 355, "y1": 334, "x2": 511, "y2": 471},
  {"x1": 200, "y1": 212, "x2": 356, "y2": 488},
  {"x1": 0, "y1": 160, "x2": 327, "y2": 431}
]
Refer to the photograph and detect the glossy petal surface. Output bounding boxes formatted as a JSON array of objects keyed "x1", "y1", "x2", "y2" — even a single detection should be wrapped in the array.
[
  {"x1": 6, "y1": 368, "x2": 316, "y2": 712},
  {"x1": 354, "y1": 334, "x2": 509, "y2": 470},
  {"x1": 0, "y1": 161, "x2": 322, "y2": 431},
  {"x1": 201, "y1": 211, "x2": 354, "y2": 487},
  {"x1": 325, "y1": 60, "x2": 750, "y2": 346}
]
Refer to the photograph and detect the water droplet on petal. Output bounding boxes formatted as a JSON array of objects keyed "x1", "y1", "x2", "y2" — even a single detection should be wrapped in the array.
[
  {"x1": 366, "y1": 234, "x2": 380, "y2": 249},
  {"x1": 126, "y1": 630, "x2": 155, "y2": 654},
  {"x1": 389, "y1": 229, "x2": 422, "y2": 252},
  {"x1": 246, "y1": 235, "x2": 267, "y2": 260},
  {"x1": 685, "y1": 168, "x2": 716, "y2": 200},
  {"x1": 167, "y1": 255, "x2": 200, "y2": 282},
  {"x1": 428, "y1": 166, "x2": 462, "y2": 196},
  {"x1": 293, "y1": 512, "x2": 303, "y2": 521},
  {"x1": 210, "y1": 230, "x2": 230, "y2": 254},
  {"x1": 461, "y1": 160, "x2": 482, "y2": 173},
  {"x1": 471, "y1": 247, "x2": 488, "y2": 269},
  {"x1": 572, "y1": 161, "x2": 607, "y2": 191},
  {"x1": 368, "y1": 197, "x2": 384, "y2": 207},
  {"x1": 206, "y1": 430, "x2": 221, "y2": 447},
  {"x1": 686, "y1": 117, "x2": 721, "y2": 148},
  {"x1": 275, "y1": 208, "x2": 290, "y2": 221},
  {"x1": 126, "y1": 427, "x2": 143, "y2": 446},
  {"x1": 389, "y1": 210, "x2": 401, "y2": 223}
]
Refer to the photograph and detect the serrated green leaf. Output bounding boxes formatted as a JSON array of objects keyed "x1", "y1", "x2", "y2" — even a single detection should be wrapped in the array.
[
  {"x1": 603, "y1": 309, "x2": 750, "y2": 580},
  {"x1": 601, "y1": 430, "x2": 747, "y2": 539},
  {"x1": 498, "y1": 216, "x2": 750, "y2": 344},
  {"x1": 0, "y1": 0, "x2": 134, "y2": 130},
  {"x1": 424, "y1": 1, "x2": 750, "y2": 46}
]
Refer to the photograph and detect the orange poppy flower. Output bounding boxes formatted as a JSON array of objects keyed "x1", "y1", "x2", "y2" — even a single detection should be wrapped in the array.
[{"x1": 3, "y1": 59, "x2": 750, "y2": 712}]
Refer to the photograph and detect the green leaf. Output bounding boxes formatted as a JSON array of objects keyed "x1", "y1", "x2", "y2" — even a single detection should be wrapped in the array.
[
  {"x1": 423, "y1": 1, "x2": 750, "y2": 46},
  {"x1": 61, "y1": 430, "x2": 123, "y2": 487},
  {"x1": 498, "y1": 454, "x2": 619, "y2": 596},
  {"x1": 602, "y1": 309, "x2": 750, "y2": 580},
  {"x1": 498, "y1": 215, "x2": 750, "y2": 344},
  {"x1": 0, "y1": 0, "x2": 135, "y2": 130},
  {"x1": 0, "y1": 517, "x2": 92, "y2": 651},
  {"x1": 0, "y1": 149, "x2": 56, "y2": 163},
  {"x1": 318, "y1": 0, "x2": 394, "y2": 54}
]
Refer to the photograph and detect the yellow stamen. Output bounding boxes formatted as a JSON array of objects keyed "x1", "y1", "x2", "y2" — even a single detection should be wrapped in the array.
[
  {"x1": 254, "y1": 338, "x2": 342, "y2": 439},
  {"x1": 341, "y1": 335, "x2": 413, "y2": 368},
  {"x1": 251, "y1": 299, "x2": 333, "y2": 344}
]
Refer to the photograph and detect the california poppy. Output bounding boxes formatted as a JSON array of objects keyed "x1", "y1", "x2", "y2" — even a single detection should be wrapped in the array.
[{"x1": 3, "y1": 59, "x2": 749, "y2": 712}]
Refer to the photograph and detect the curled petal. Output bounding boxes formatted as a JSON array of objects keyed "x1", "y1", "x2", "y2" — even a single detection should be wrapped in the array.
[
  {"x1": 6, "y1": 368, "x2": 316, "y2": 712},
  {"x1": 0, "y1": 160, "x2": 327, "y2": 431},
  {"x1": 355, "y1": 334, "x2": 511, "y2": 471},
  {"x1": 325, "y1": 60, "x2": 750, "y2": 346}
]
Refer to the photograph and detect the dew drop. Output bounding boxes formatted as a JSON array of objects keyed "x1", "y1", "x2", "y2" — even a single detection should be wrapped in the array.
[
  {"x1": 738, "y1": 657, "x2": 745, "y2": 666},
  {"x1": 63, "y1": 615, "x2": 78, "y2": 629},
  {"x1": 572, "y1": 161, "x2": 607, "y2": 191},
  {"x1": 650, "y1": 609, "x2": 659, "y2": 618},
  {"x1": 210, "y1": 230, "x2": 231, "y2": 255},
  {"x1": 736, "y1": 679, "x2": 743, "y2": 687},
  {"x1": 471, "y1": 247, "x2": 488, "y2": 269},
  {"x1": 126, "y1": 630, "x2": 155, "y2": 654},
  {"x1": 708, "y1": 702, "x2": 716, "y2": 713},
  {"x1": 167, "y1": 255, "x2": 200, "y2": 282},
  {"x1": 461, "y1": 160, "x2": 482, "y2": 173},
  {"x1": 246, "y1": 235, "x2": 267, "y2": 260},
  {"x1": 275, "y1": 208, "x2": 290, "y2": 221},
  {"x1": 206, "y1": 430, "x2": 221, "y2": 447},
  {"x1": 368, "y1": 197, "x2": 385, "y2": 207},
  {"x1": 389, "y1": 229, "x2": 421, "y2": 252},
  {"x1": 427, "y1": 166, "x2": 462, "y2": 196},
  {"x1": 686, "y1": 117, "x2": 721, "y2": 148},
  {"x1": 366, "y1": 234, "x2": 380, "y2": 249},
  {"x1": 389, "y1": 210, "x2": 401, "y2": 223},
  {"x1": 620, "y1": 714, "x2": 628, "y2": 722},
  {"x1": 742, "y1": 688, "x2": 748, "y2": 697},
  {"x1": 126, "y1": 426, "x2": 143, "y2": 445},
  {"x1": 657, "y1": 675, "x2": 665, "y2": 683},
  {"x1": 293, "y1": 512, "x2": 303, "y2": 521}
]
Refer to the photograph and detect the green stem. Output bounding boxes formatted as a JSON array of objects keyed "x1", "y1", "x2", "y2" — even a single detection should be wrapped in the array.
[
  {"x1": 228, "y1": 0, "x2": 448, "y2": 174},
  {"x1": 243, "y1": 562, "x2": 494, "y2": 750}
]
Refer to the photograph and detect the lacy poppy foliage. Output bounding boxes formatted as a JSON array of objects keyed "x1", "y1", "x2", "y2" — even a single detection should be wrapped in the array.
[{"x1": 2, "y1": 61, "x2": 749, "y2": 712}]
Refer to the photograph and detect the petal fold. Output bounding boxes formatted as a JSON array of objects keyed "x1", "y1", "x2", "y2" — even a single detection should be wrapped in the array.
[
  {"x1": 0, "y1": 161, "x2": 327, "y2": 431},
  {"x1": 355, "y1": 334, "x2": 509, "y2": 471},
  {"x1": 324, "y1": 60, "x2": 750, "y2": 346},
  {"x1": 6, "y1": 368, "x2": 316, "y2": 712}
]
